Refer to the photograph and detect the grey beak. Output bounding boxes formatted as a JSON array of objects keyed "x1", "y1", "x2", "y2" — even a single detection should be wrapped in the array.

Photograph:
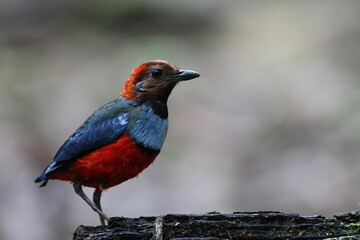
[{"x1": 171, "y1": 70, "x2": 200, "y2": 81}]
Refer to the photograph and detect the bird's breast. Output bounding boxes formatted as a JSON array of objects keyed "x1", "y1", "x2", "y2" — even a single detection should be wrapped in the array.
[
  {"x1": 128, "y1": 104, "x2": 168, "y2": 151},
  {"x1": 52, "y1": 134, "x2": 159, "y2": 189}
]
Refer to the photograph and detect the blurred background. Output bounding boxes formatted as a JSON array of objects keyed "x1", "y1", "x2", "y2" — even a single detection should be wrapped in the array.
[{"x1": 1, "y1": 0, "x2": 360, "y2": 239}]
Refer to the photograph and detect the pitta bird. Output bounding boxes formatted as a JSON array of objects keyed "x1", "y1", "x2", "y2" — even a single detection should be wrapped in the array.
[{"x1": 35, "y1": 60, "x2": 200, "y2": 225}]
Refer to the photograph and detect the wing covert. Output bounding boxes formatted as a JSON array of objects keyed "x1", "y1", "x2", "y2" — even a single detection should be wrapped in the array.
[
  {"x1": 40, "y1": 112, "x2": 129, "y2": 178},
  {"x1": 54, "y1": 113, "x2": 129, "y2": 162}
]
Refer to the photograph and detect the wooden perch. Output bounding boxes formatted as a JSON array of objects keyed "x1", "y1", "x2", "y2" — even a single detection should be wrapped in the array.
[{"x1": 73, "y1": 210, "x2": 360, "y2": 240}]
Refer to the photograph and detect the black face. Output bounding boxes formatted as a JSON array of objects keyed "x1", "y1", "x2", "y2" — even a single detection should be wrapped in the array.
[{"x1": 134, "y1": 62, "x2": 200, "y2": 103}]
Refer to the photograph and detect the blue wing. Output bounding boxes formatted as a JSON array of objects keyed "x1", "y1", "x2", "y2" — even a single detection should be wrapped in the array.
[
  {"x1": 53, "y1": 113, "x2": 129, "y2": 163},
  {"x1": 35, "y1": 98, "x2": 136, "y2": 185}
]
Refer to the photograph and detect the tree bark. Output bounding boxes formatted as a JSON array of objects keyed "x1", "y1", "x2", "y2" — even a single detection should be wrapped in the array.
[{"x1": 73, "y1": 210, "x2": 360, "y2": 240}]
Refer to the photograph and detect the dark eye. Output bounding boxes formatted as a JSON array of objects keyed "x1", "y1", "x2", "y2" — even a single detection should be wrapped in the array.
[{"x1": 151, "y1": 69, "x2": 163, "y2": 78}]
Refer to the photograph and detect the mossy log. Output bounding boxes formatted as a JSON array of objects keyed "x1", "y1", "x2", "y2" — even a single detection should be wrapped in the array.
[{"x1": 73, "y1": 210, "x2": 360, "y2": 240}]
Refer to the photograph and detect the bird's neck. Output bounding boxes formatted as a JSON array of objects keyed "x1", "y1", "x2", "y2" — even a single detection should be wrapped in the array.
[
  {"x1": 144, "y1": 100, "x2": 168, "y2": 119},
  {"x1": 118, "y1": 96, "x2": 169, "y2": 119}
]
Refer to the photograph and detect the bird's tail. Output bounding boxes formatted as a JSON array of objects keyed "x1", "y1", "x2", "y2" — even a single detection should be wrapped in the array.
[{"x1": 34, "y1": 174, "x2": 49, "y2": 187}]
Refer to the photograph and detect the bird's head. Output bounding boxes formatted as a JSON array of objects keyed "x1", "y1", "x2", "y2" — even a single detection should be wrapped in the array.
[{"x1": 120, "y1": 60, "x2": 200, "y2": 103}]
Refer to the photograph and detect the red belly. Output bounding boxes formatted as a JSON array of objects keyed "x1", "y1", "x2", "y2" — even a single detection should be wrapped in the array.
[{"x1": 52, "y1": 135, "x2": 159, "y2": 189}]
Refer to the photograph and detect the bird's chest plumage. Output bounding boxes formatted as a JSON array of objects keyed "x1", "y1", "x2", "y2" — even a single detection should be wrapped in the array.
[
  {"x1": 128, "y1": 104, "x2": 169, "y2": 151},
  {"x1": 53, "y1": 135, "x2": 159, "y2": 189}
]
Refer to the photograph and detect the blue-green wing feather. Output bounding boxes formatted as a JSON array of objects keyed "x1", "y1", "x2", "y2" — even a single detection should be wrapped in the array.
[{"x1": 35, "y1": 98, "x2": 137, "y2": 184}]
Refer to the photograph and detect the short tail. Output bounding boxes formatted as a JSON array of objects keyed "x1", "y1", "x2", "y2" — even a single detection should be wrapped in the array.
[{"x1": 34, "y1": 174, "x2": 50, "y2": 188}]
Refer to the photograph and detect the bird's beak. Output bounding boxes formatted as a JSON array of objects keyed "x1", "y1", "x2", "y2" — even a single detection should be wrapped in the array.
[{"x1": 171, "y1": 70, "x2": 200, "y2": 81}]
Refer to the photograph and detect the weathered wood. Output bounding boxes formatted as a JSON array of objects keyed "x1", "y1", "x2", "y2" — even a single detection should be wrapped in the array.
[{"x1": 73, "y1": 210, "x2": 360, "y2": 240}]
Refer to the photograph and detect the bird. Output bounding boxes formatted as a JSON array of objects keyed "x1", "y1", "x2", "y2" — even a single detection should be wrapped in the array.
[{"x1": 35, "y1": 60, "x2": 200, "y2": 225}]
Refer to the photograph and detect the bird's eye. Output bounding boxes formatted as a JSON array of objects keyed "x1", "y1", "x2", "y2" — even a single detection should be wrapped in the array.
[{"x1": 151, "y1": 69, "x2": 163, "y2": 78}]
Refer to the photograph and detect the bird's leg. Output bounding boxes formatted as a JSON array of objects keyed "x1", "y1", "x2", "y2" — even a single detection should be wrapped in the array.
[
  {"x1": 73, "y1": 182, "x2": 109, "y2": 225},
  {"x1": 93, "y1": 188, "x2": 106, "y2": 226}
]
